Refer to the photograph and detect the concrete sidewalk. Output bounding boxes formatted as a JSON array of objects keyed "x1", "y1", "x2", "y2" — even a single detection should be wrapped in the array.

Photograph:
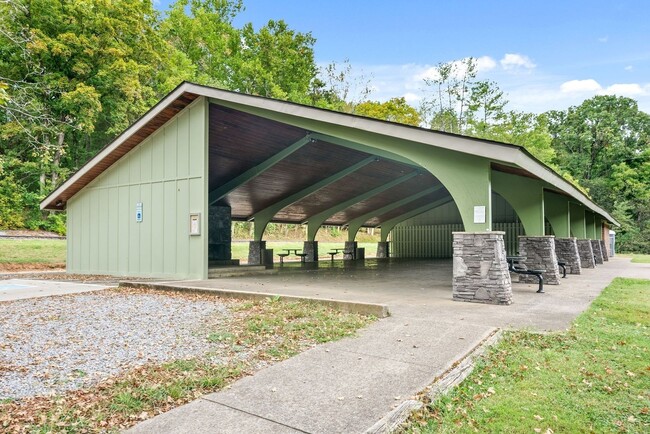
[
  {"x1": 128, "y1": 258, "x2": 648, "y2": 434},
  {"x1": 0, "y1": 279, "x2": 113, "y2": 302}
]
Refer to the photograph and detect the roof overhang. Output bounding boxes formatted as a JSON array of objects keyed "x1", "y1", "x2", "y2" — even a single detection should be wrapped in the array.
[{"x1": 41, "y1": 81, "x2": 618, "y2": 226}]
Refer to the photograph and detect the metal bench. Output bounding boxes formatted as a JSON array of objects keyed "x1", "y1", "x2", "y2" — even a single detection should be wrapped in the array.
[
  {"x1": 277, "y1": 253, "x2": 289, "y2": 264},
  {"x1": 296, "y1": 253, "x2": 308, "y2": 263},
  {"x1": 507, "y1": 256, "x2": 545, "y2": 293},
  {"x1": 327, "y1": 251, "x2": 339, "y2": 261},
  {"x1": 557, "y1": 261, "x2": 567, "y2": 278}
]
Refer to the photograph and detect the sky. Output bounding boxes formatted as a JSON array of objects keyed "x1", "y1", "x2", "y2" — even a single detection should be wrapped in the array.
[{"x1": 156, "y1": 0, "x2": 650, "y2": 113}]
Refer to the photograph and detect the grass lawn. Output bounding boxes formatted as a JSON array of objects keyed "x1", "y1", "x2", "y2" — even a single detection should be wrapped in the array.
[
  {"x1": 630, "y1": 254, "x2": 650, "y2": 264},
  {"x1": 0, "y1": 239, "x2": 66, "y2": 265},
  {"x1": 402, "y1": 277, "x2": 650, "y2": 433},
  {"x1": 0, "y1": 290, "x2": 375, "y2": 432}
]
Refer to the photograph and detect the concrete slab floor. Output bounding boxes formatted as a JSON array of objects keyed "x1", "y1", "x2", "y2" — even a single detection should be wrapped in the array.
[{"x1": 128, "y1": 257, "x2": 648, "y2": 434}]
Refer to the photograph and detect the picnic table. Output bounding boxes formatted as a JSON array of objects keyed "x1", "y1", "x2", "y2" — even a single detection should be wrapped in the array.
[
  {"x1": 277, "y1": 248, "x2": 307, "y2": 264},
  {"x1": 327, "y1": 247, "x2": 345, "y2": 261}
]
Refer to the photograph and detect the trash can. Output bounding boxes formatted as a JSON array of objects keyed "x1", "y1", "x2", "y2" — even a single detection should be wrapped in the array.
[{"x1": 355, "y1": 247, "x2": 365, "y2": 260}]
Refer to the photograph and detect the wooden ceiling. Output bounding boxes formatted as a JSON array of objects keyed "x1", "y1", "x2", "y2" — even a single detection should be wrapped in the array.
[{"x1": 209, "y1": 104, "x2": 451, "y2": 228}]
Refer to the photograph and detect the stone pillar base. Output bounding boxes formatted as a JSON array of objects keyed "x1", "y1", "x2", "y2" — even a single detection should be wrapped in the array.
[
  {"x1": 600, "y1": 240, "x2": 609, "y2": 261},
  {"x1": 248, "y1": 241, "x2": 266, "y2": 266},
  {"x1": 577, "y1": 240, "x2": 595, "y2": 268},
  {"x1": 554, "y1": 237, "x2": 581, "y2": 275},
  {"x1": 518, "y1": 236, "x2": 561, "y2": 285},
  {"x1": 303, "y1": 241, "x2": 318, "y2": 262},
  {"x1": 591, "y1": 240, "x2": 604, "y2": 264},
  {"x1": 344, "y1": 241, "x2": 358, "y2": 260},
  {"x1": 452, "y1": 232, "x2": 512, "y2": 305},
  {"x1": 376, "y1": 242, "x2": 390, "y2": 258}
]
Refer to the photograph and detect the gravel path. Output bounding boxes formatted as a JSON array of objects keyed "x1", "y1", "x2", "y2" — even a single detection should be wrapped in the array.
[{"x1": 0, "y1": 290, "x2": 232, "y2": 399}]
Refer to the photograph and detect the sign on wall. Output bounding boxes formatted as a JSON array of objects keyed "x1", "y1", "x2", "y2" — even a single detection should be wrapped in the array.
[
  {"x1": 136, "y1": 202, "x2": 143, "y2": 223},
  {"x1": 473, "y1": 206, "x2": 486, "y2": 224}
]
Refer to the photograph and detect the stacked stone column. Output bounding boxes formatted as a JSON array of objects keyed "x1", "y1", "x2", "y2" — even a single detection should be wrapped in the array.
[
  {"x1": 554, "y1": 237, "x2": 581, "y2": 275},
  {"x1": 303, "y1": 241, "x2": 318, "y2": 262},
  {"x1": 591, "y1": 240, "x2": 604, "y2": 264},
  {"x1": 344, "y1": 241, "x2": 357, "y2": 260},
  {"x1": 600, "y1": 240, "x2": 609, "y2": 261},
  {"x1": 376, "y1": 242, "x2": 390, "y2": 258},
  {"x1": 518, "y1": 236, "x2": 561, "y2": 285},
  {"x1": 452, "y1": 232, "x2": 512, "y2": 305},
  {"x1": 577, "y1": 240, "x2": 596, "y2": 268},
  {"x1": 248, "y1": 241, "x2": 266, "y2": 265}
]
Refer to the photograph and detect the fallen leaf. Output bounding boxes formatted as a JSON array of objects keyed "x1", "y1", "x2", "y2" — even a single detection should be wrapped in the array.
[{"x1": 534, "y1": 415, "x2": 544, "y2": 421}]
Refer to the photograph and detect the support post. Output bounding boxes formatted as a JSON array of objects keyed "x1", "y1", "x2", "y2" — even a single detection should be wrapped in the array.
[
  {"x1": 518, "y1": 236, "x2": 561, "y2": 285},
  {"x1": 591, "y1": 239, "x2": 604, "y2": 264},
  {"x1": 452, "y1": 232, "x2": 512, "y2": 305},
  {"x1": 248, "y1": 241, "x2": 266, "y2": 266},
  {"x1": 344, "y1": 241, "x2": 357, "y2": 260},
  {"x1": 376, "y1": 241, "x2": 390, "y2": 258},
  {"x1": 303, "y1": 241, "x2": 318, "y2": 263},
  {"x1": 576, "y1": 239, "x2": 596, "y2": 269},
  {"x1": 600, "y1": 240, "x2": 609, "y2": 262},
  {"x1": 554, "y1": 237, "x2": 581, "y2": 275}
]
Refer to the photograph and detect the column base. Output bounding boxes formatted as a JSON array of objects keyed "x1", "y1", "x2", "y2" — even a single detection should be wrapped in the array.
[
  {"x1": 591, "y1": 240, "x2": 604, "y2": 264},
  {"x1": 344, "y1": 241, "x2": 357, "y2": 260},
  {"x1": 376, "y1": 242, "x2": 390, "y2": 258},
  {"x1": 518, "y1": 236, "x2": 561, "y2": 285},
  {"x1": 600, "y1": 240, "x2": 609, "y2": 261},
  {"x1": 248, "y1": 241, "x2": 266, "y2": 266},
  {"x1": 554, "y1": 237, "x2": 582, "y2": 275},
  {"x1": 303, "y1": 241, "x2": 318, "y2": 262},
  {"x1": 577, "y1": 239, "x2": 596, "y2": 268},
  {"x1": 452, "y1": 232, "x2": 512, "y2": 305}
]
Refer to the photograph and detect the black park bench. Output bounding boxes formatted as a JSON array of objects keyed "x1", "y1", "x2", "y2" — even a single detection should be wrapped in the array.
[{"x1": 507, "y1": 256, "x2": 545, "y2": 293}]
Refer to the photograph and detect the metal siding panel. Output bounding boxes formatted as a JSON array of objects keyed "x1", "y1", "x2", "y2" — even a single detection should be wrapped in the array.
[
  {"x1": 108, "y1": 188, "x2": 119, "y2": 271},
  {"x1": 164, "y1": 118, "x2": 178, "y2": 179},
  {"x1": 189, "y1": 104, "x2": 205, "y2": 177},
  {"x1": 88, "y1": 192, "x2": 99, "y2": 272},
  {"x1": 98, "y1": 188, "x2": 109, "y2": 272},
  {"x1": 163, "y1": 181, "x2": 177, "y2": 274},
  {"x1": 140, "y1": 136, "x2": 153, "y2": 183},
  {"x1": 177, "y1": 109, "x2": 190, "y2": 178},
  {"x1": 80, "y1": 193, "x2": 90, "y2": 271},
  {"x1": 117, "y1": 159, "x2": 129, "y2": 186},
  {"x1": 151, "y1": 131, "x2": 165, "y2": 181},
  {"x1": 129, "y1": 185, "x2": 141, "y2": 273},
  {"x1": 118, "y1": 186, "x2": 130, "y2": 273},
  {"x1": 140, "y1": 184, "x2": 152, "y2": 274},
  {"x1": 129, "y1": 146, "x2": 141, "y2": 184},
  {"x1": 176, "y1": 178, "x2": 190, "y2": 275},
  {"x1": 151, "y1": 182, "x2": 165, "y2": 274},
  {"x1": 188, "y1": 177, "x2": 204, "y2": 277}
]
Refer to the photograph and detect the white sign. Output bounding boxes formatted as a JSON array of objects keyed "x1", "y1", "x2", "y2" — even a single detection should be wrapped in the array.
[
  {"x1": 473, "y1": 206, "x2": 486, "y2": 224},
  {"x1": 189, "y1": 213, "x2": 201, "y2": 235},
  {"x1": 135, "y1": 202, "x2": 143, "y2": 223}
]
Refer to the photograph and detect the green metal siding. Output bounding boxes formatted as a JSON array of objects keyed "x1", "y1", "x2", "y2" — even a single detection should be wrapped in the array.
[{"x1": 66, "y1": 98, "x2": 208, "y2": 279}]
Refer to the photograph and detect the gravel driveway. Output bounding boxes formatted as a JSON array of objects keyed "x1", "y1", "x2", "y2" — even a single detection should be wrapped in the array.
[{"x1": 0, "y1": 289, "x2": 232, "y2": 399}]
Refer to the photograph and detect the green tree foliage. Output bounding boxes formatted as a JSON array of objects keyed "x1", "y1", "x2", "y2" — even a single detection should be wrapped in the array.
[
  {"x1": 547, "y1": 95, "x2": 650, "y2": 252},
  {"x1": 354, "y1": 97, "x2": 421, "y2": 126}
]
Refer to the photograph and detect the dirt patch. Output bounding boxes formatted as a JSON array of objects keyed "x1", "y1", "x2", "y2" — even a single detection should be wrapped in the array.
[
  {"x1": 0, "y1": 230, "x2": 64, "y2": 239},
  {"x1": 0, "y1": 263, "x2": 66, "y2": 272}
]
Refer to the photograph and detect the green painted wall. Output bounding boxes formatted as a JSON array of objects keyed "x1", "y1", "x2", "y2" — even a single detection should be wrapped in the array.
[
  {"x1": 67, "y1": 98, "x2": 208, "y2": 279},
  {"x1": 544, "y1": 191, "x2": 570, "y2": 237},
  {"x1": 569, "y1": 202, "x2": 586, "y2": 238},
  {"x1": 491, "y1": 171, "x2": 545, "y2": 236}
]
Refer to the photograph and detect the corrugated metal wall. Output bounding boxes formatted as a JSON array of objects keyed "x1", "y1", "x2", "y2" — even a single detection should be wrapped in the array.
[
  {"x1": 392, "y1": 222, "x2": 527, "y2": 258},
  {"x1": 66, "y1": 98, "x2": 208, "y2": 279}
]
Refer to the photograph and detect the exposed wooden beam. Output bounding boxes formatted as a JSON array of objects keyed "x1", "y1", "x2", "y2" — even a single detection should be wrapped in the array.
[
  {"x1": 252, "y1": 156, "x2": 378, "y2": 240},
  {"x1": 305, "y1": 171, "x2": 421, "y2": 241},
  {"x1": 208, "y1": 134, "x2": 313, "y2": 205}
]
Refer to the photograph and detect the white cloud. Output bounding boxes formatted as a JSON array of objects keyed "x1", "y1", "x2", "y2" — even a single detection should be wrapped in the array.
[
  {"x1": 560, "y1": 79, "x2": 602, "y2": 93},
  {"x1": 625, "y1": 65, "x2": 633, "y2": 71},
  {"x1": 602, "y1": 83, "x2": 647, "y2": 96},
  {"x1": 403, "y1": 92, "x2": 421, "y2": 103},
  {"x1": 476, "y1": 56, "x2": 497, "y2": 72},
  {"x1": 500, "y1": 53, "x2": 536, "y2": 71},
  {"x1": 598, "y1": 36, "x2": 609, "y2": 43}
]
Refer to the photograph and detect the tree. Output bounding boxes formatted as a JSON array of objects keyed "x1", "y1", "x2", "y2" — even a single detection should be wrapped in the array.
[
  {"x1": 547, "y1": 95, "x2": 650, "y2": 252},
  {"x1": 354, "y1": 97, "x2": 421, "y2": 126}
]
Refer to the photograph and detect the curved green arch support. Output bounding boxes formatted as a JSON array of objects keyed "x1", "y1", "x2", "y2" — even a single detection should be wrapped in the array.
[
  {"x1": 491, "y1": 171, "x2": 545, "y2": 236},
  {"x1": 544, "y1": 190, "x2": 570, "y2": 237}
]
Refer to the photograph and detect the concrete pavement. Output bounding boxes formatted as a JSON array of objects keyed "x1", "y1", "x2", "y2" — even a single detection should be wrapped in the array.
[
  {"x1": 0, "y1": 278, "x2": 113, "y2": 302},
  {"x1": 127, "y1": 257, "x2": 649, "y2": 434}
]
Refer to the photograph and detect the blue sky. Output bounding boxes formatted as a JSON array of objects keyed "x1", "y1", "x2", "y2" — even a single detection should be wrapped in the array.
[{"x1": 157, "y1": 0, "x2": 650, "y2": 113}]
